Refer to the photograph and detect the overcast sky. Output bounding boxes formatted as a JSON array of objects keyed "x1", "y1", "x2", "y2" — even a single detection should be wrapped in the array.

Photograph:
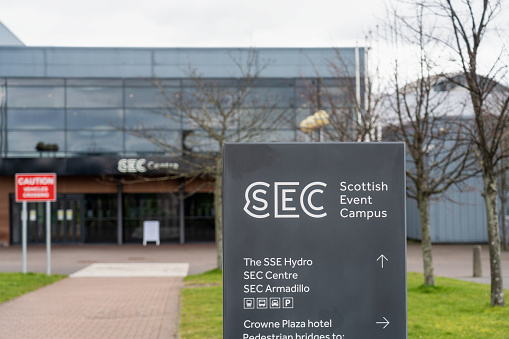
[{"x1": 0, "y1": 0, "x2": 385, "y2": 48}]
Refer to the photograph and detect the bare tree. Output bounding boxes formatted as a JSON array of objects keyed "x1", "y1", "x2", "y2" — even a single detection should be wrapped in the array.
[
  {"x1": 298, "y1": 47, "x2": 383, "y2": 142},
  {"x1": 125, "y1": 50, "x2": 287, "y2": 269},
  {"x1": 384, "y1": 2, "x2": 478, "y2": 286},
  {"x1": 426, "y1": 0, "x2": 509, "y2": 306},
  {"x1": 497, "y1": 159, "x2": 509, "y2": 251}
]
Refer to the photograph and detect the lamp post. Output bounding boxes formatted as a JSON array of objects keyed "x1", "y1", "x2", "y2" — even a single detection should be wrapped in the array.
[{"x1": 299, "y1": 110, "x2": 329, "y2": 142}]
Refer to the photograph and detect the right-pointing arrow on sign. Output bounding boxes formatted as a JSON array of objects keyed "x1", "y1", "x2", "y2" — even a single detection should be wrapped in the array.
[
  {"x1": 377, "y1": 254, "x2": 388, "y2": 268},
  {"x1": 376, "y1": 317, "x2": 390, "y2": 329}
]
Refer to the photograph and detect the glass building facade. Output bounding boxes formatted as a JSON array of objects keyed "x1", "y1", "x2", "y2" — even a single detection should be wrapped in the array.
[{"x1": 0, "y1": 45, "x2": 366, "y2": 245}]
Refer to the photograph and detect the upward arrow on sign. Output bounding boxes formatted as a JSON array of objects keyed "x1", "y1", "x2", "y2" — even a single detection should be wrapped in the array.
[{"x1": 377, "y1": 254, "x2": 388, "y2": 268}]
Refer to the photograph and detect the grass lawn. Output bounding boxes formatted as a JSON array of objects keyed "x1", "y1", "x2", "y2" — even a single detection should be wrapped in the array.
[
  {"x1": 407, "y1": 273, "x2": 509, "y2": 338},
  {"x1": 179, "y1": 270, "x2": 509, "y2": 339},
  {"x1": 180, "y1": 269, "x2": 223, "y2": 339},
  {"x1": 0, "y1": 272, "x2": 67, "y2": 304}
]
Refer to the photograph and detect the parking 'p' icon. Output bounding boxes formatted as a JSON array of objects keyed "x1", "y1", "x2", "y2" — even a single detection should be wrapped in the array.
[{"x1": 282, "y1": 297, "x2": 294, "y2": 309}]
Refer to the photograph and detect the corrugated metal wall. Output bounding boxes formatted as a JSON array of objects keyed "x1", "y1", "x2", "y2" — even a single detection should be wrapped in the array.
[{"x1": 407, "y1": 176, "x2": 491, "y2": 243}]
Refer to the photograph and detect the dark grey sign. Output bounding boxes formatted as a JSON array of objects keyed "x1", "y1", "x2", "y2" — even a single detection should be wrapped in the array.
[{"x1": 223, "y1": 143, "x2": 407, "y2": 339}]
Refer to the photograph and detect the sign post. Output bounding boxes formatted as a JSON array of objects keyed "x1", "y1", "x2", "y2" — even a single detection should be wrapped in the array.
[
  {"x1": 21, "y1": 201, "x2": 27, "y2": 273},
  {"x1": 223, "y1": 143, "x2": 407, "y2": 338},
  {"x1": 46, "y1": 201, "x2": 51, "y2": 275},
  {"x1": 15, "y1": 173, "x2": 57, "y2": 275}
]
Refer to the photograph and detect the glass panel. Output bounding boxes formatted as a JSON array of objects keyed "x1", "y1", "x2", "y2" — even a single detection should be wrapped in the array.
[
  {"x1": 7, "y1": 78, "x2": 64, "y2": 86},
  {"x1": 182, "y1": 131, "x2": 219, "y2": 153},
  {"x1": 125, "y1": 109, "x2": 180, "y2": 129},
  {"x1": 184, "y1": 217, "x2": 215, "y2": 242},
  {"x1": 67, "y1": 86, "x2": 122, "y2": 108},
  {"x1": 255, "y1": 78, "x2": 294, "y2": 87},
  {"x1": 245, "y1": 87, "x2": 294, "y2": 108},
  {"x1": 125, "y1": 79, "x2": 180, "y2": 87},
  {"x1": 8, "y1": 131, "x2": 65, "y2": 152},
  {"x1": 62, "y1": 199, "x2": 82, "y2": 243},
  {"x1": 28, "y1": 203, "x2": 44, "y2": 243},
  {"x1": 322, "y1": 86, "x2": 349, "y2": 105},
  {"x1": 182, "y1": 108, "x2": 233, "y2": 130},
  {"x1": 180, "y1": 87, "x2": 203, "y2": 108},
  {"x1": 125, "y1": 87, "x2": 170, "y2": 108},
  {"x1": 181, "y1": 87, "x2": 236, "y2": 109},
  {"x1": 125, "y1": 131, "x2": 181, "y2": 154},
  {"x1": 0, "y1": 82, "x2": 6, "y2": 107},
  {"x1": 238, "y1": 108, "x2": 292, "y2": 129},
  {"x1": 67, "y1": 130, "x2": 123, "y2": 155},
  {"x1": 67, "y1": 109, "x2": 123, "y2": 129},
  {"x1": 295, "y1": 79, "x2": 319, "y2": 110},
  {"x1": 7, "y1": 86, "x2": 65, "y2": 108},
  {"x1": 10, "y1": 194, "x2": 20, "y2": 243},
  {"x1": 67, "y1": 79, "x2": 122, "y2": 86},
  {"x1": 85, "y1": 194, "x2": 117, "y2": 218},
  {"x1": 85, "y1": 219, "x2": 118, "y2": 242},
  {"x1": 296, "y1": 107, "x2": 315, "y2": 126},
  {"x1": 7, "y1": 109, "x2": 65, "y2": 129},
  {"x1": 184, "y1": 193, "x2": 214, "y2": 217},
  {"x1": 84, "y1": 194, "x2": 117, "y2": 243},
  {"x1": 184, "y1": 193, "x2": 215, "y2": 242},
  {"x1": 123, "y1": 193, "x2": 180, "y2": 243}
]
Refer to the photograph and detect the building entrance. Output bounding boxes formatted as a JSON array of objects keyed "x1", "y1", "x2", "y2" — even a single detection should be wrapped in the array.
[
  {"x1": 9, "y1": 192, "x2": 215, "y2": 245},
  {"x1": 10, "y1": 195, "x2": 84, "y2": 244},
  {"x1": 53, "y1": 195, "x2": 84, "y2": 243}
]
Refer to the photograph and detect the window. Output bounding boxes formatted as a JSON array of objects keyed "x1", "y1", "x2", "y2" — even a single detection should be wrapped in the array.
[
  {"x1": 125, "y1": 109, "x2": 180, "y2": 129},
  {"x1": 8, "y1": 109, "x2": 65, "y2": 129},
  {"x1": 67, "y1": 109, "x2": 123, "y2": 129},
  {"x1": 123, "y1": 193, "x2": 180, "y2": 243},
  {"x1": 125, "y1": 131, "x2": 181, "y2": 155},
  {"x1": 125, "y1": 87, "x2": 170, "y2": 108},
  {"x1": 67, "y1": 86, "x2": 122, "y2": 108},
  {"x1": 8, "y1": 131, "x2": 65, "y2": 154},
  {"x1": 67, "y1": 130, "x2": 123, "y2": 155},
  {"x1": 7, "y1": 86, "x2": 64, "y2": 108}
]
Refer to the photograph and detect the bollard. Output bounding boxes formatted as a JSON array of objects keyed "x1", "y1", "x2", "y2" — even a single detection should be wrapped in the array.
[{"x1": 473, "y1": 245, "x2": 482, "y2": 277}]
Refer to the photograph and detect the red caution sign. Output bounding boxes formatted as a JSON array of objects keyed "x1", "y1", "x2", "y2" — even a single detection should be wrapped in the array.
[{"x1": 15, "y1": 173, "x2": 57, "y2": 202}]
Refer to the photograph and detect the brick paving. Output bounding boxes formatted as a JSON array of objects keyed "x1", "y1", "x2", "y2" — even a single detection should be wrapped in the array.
[
  {"x1": 0, "y1": 277, "x2": 183, "y2": 339},
  {"x1": 0, "y1": 243, "x2": 217, "y2": 339}
]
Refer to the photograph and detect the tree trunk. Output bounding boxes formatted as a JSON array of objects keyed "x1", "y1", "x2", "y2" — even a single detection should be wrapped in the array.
[
  {"x1": 417, "y1": 194, "x2": 435, "y2": 286},
  {"x1": 483, "y1": 169, "x2": 505, "y2": 306},
  {"x1": 501, "y1": 172, "x2": 509, "y2": 251},
  {"x1": 503, "y1": 207, "x2": 509, "y2": 251},
  {"x1": 501, "y1": 190, "x2": 508, "y2": 252},
  {"x1": 214, "y1": 155, "x2": 223, "y2": 270}
]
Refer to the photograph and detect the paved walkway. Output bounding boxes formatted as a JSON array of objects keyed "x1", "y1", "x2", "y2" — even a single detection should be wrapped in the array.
[
  {"x1": 0, "y1": 277, "x2": 183, "y2": 338},
  {"x1": 0, "y1": 243, "x2": 217, "y2": 339},
  {"x1": 0, "y1": 243, "x2": 217, "y2": 275},
  {"x1": 407, "y1": 241, "x2": 509, "y2": 289},
  {"x1": 0, "y1": 241, "x2": 508, "y2": 338}
]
